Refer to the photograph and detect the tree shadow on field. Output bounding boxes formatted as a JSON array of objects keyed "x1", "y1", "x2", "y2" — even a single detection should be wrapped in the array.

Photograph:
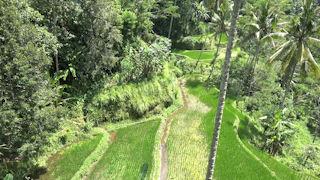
[{"x1": 186, "y1": 79, "x2": 202, "y2": 88}]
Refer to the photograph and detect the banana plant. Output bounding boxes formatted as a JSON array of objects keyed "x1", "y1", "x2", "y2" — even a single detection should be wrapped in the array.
[
  {"x1": 60, "y1": 51, "x2": 80, "y2": 81},
  {"x1": 260, "y1": 108, "x2": 295, "y2": 156}
]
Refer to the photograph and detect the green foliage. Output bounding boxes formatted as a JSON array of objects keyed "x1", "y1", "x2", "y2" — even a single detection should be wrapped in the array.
[
  {"x1": 88, "y1": 64, "x2": 178, "y2": 123},
  {"x1": 261, "y1": 108, "x2": 295, "y2": 156},
  {"x1": 235, "y1": 104, "x2": 319, "y2": 179},
  {"x1": 121, "y1": 10, "x2": 138, "y2": 41},
  {"x1": 3, "y1": 174, "x2": 13, "y2": 180},
  {"x1": 0, "y1": 0, "x2": 70, "y2": 178},
  {"x1": 31, "y1": 0, "x2": 122, "y2": 88},
  {"x1": 175, "y1": 35, "x2": 213, "y2": 50},
  {"x1": 89, "y1": 120, "x2": 160, "y2": 180},
  {"x1": 153, "y1": 0, "x2": 205, "y2": 42},
  {"x1": 121, "y1": 36, "x2": 171, "y2": 80}
]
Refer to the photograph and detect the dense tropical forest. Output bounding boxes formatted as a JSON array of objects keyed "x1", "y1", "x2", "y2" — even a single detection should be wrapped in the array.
[{"x1": 1, "y1": 0, "x2": 320, "y2": 179}]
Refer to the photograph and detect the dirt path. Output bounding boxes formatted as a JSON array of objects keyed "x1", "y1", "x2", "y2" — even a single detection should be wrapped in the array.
[{"x1": 160, "y1": 81, "x2": 188, "y2": 180}]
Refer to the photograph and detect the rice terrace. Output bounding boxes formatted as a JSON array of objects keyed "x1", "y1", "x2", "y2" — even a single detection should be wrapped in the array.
[{"x1": 2, "y1": 0, "x2": 320, "y2": 180}]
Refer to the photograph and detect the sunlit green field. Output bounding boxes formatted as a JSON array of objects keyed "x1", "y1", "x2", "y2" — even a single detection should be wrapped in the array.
[
  {"x1": 172, "y1": 50, "x2": 216, "y2": 60},
  {"x1": 185, "y1": 79, "x2": 276, "y2": 179},
  {"x1": 167, "y1": 94, "x2": 211, "y2": 179},
  {"x1": 39, "y1": 135, "x2": 102, "y2": 180},
  {"x1": 192, "y1": 33, "x2": 228, "y2": 44},
  {"x1": 88, "y1": 119, "x2": 160, "y2": 180},
  {"x1": 184, "y1": 79, "x2": 318, "y2": 180}
]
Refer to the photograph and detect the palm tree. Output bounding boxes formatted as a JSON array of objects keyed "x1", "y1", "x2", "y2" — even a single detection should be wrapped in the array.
[
  {"x1": 237, "y1": 0, "x2": 283, "y2": 95},
  {"x1": 205, "y1": 0, "x2": 241, "y2": 179},
  {"x1": 207, "y1": 1, "x2": 232, "y2": 80},
  {"x1": 168, "y1": 0, "x2": 178, "y2": 39},
  {"x1": 266, "y1": 0, "x2": 320, "y2": 108},
  {"x1": 194, "y1": 0, "x2": 225, "y2": 71},
  {"x1": 193, "y1": 1, "x2": 210, "y2": 70}
]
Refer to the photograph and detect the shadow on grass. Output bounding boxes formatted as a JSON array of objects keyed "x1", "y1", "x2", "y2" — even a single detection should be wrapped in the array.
[{"x1": 185, "y1": 79, "x2": 202, "y2": 88}]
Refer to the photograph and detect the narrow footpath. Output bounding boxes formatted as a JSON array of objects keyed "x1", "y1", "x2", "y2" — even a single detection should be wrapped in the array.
[{"x1": 159, "y1": 81, "x2": 188, "y2": 180}]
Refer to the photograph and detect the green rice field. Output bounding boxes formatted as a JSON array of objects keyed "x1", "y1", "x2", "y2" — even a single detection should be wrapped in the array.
[
  {"x1": 88, "y1": 119, "x2": 161, "y2": 180},
  {"x1": 172, "y1": 50, "x2": 216, "y2": 60}
]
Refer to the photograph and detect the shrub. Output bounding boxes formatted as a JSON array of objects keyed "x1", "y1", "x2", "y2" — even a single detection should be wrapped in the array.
[
  {"x1": 87, "y1": 65, "x2": 179, "y2": 123},
  {"x1": 174, "y1": 35, "x2": 213, "y2": 50}
]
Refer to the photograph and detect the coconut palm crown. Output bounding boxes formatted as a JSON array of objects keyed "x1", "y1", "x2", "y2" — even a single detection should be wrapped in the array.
[{"x1": 266, "y1": 0, "x2": 320, "y2": 88}]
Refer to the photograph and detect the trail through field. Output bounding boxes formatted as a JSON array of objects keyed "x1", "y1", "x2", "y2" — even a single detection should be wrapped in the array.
[
  {"x1": 166, "y1": 91, "x2": 211, "y2": 179},
  {"x1": 160, "y1": 80, "x2": 188, "y2": 180}
]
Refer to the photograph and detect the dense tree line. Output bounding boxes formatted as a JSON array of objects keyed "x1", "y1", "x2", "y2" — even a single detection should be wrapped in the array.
[
  {"x1": 0, "y1": 0, "x2": 181, "y2": 178},
  {"x1": 2, "y1": 0, "x2": 320, "y2": 178}
]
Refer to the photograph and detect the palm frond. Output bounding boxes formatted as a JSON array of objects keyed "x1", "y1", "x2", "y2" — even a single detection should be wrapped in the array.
[
  {"x1": 268, "y1": 32, "x2": 287, "y2": 39},
  {"x1": 304, "y1": 46, "x2": 320, "y2": 79},
  {"x1": 267, "y1": 40, "x2": 291, "y2": 66},
  {"x1": 306, "y1": 37, "x2": 320, "y2": 46},
  {"x1": 244, "y1": 23, "x2": 260, "y2": 31},
  {"x1": 235, "y1": 33, "x2": 257, "y2": 47},
  {"x1": 282, "y1": 56, "x2": 297, "y2": 87},
  {"x1": 255, "y1": 31, "x2": 260, "y2": 40},
  {"x1": 297, "y1": 42, "x2": 304, "y2": 63},
  {"x1": 212, "y1": 12, "x2": 221, "y2": 22},
  {"x1": 261, "y1": 35, "x2": 275, "y2": 47},
  {"x1": 251, "y1": 11, "x2": 258, "y2": 22},
  {"x1": 281, "y1": 46, "x2": 296, "y2": 74}
]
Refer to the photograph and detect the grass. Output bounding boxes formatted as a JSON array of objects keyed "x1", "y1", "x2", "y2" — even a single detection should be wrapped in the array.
[
  {"x1": 192, "y1": 33, "x2": 228, "y2": 44},
  {"x1": 172, "y1": 50, "x2": 216, "y2": 60},
  {"x1": 185, "y1": 79, "x2": 277, "y2": 179},
  {"x1": 71, "y1": 128, "x2": 110, "y2": 180},
  {"x1": 166, "y1": 94, "x2": 211, "y2": 179},
  {"x1": 182, "y1": 78, "x2": 318, "y2": 179},
  {"x1": 88, "y1": 120, "x2": 161, "y2": 180},
  {"x1": 39, "y1": 134, "x2": 103, "y2": 180}
]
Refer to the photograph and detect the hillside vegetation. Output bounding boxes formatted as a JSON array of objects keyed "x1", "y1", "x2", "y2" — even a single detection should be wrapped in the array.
[{"x1": 2, "y1": 0, "x2": 320, "y2": 179}]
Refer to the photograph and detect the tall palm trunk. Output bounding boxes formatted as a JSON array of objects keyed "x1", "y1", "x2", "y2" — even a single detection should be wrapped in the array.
[
  {"x1": 54, "y1": 9, "x2": 60, "y2": 86},
  {"x1": 207, "y1": 33, "x2": 223, "y2": 81},
  {"x1": 247, "y1": 43, "x2": 260, "y2": 96},
  {"x1": 194, "y1": 27, "x2": 210, "y2": 71},
  {"x1": 205, "y1": 0, "x2": 241, "y2": 179},
  {"x1": 168, "y1": 0, "x2": 177, "y2": 39}
]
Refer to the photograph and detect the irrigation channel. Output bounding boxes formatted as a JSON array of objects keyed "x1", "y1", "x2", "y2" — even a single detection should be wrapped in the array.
[{"x1": 160, "y1": 80, "x2": 188, "y2": 180}]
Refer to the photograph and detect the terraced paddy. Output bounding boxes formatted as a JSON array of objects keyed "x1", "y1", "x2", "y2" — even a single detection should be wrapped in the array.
[{"x1": 88, "y1": 120, "x2": 161, "y2": 180}]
